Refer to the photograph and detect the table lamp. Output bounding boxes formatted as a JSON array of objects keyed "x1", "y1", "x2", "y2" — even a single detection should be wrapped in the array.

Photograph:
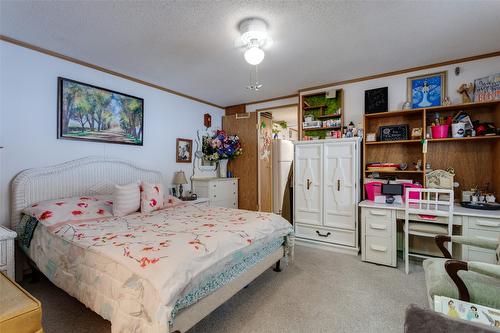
[{"x1": 173, "y1": 171, "x2": 188, "y2": 198}]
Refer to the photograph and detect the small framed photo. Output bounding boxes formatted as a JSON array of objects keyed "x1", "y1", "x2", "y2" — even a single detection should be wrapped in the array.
[
  {"x1": 411, "y1": 128, "x2": 422, "y2": 140},
  {"x1": 407, "y1": 71, "x2": 447, "y2": 109},
  {"x1": 366, "y1": 133, "x2": 377, "y2": 142},
  {"x1": 176, "y1": 138, "x2": 192, "y2": 163}
]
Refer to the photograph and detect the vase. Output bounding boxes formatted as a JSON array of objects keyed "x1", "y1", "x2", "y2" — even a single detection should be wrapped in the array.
[{"x1": 218, "y1": 159, "x2": 228, "y2": 178}]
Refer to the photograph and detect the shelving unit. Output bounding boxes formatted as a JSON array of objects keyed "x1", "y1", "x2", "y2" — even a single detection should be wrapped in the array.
[
  {"x1": 363, "y1": 100, "x2": 500, "y2": 199},
  {"x1": 299, "y1": 89, "x2": 344, "y2": 139}
]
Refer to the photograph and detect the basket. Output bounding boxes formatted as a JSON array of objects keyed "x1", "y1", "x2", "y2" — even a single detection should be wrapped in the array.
[{"x1": 431, "y1": 125, "x2": 449, "y2": 139}]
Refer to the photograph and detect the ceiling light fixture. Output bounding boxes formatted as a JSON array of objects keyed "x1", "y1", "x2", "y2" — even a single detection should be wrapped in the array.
[
  {"x1": 244, "y1": 44, "x2": 265, "y2": 66},
  {"x1": 237, "y1": 18, "x2": 272, "y2": 66}
]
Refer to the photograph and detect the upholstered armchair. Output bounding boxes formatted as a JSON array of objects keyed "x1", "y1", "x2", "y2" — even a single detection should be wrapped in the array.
[{"x1": 423, "y1": 235, "x2": 500, "y2": 310}]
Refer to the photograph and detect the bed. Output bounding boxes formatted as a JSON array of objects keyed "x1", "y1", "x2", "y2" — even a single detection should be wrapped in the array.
[{"x1": 11, "y1": 156, "x2": 293, "y2": 333}]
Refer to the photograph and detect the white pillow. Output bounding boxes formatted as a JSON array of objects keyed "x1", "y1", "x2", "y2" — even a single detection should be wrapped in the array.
[{"x1": 112, "y1": 182, "x2": 140, "y2": 217}]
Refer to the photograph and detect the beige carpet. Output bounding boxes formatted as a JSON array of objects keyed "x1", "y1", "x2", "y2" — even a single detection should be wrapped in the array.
[{"x1": 22, "y1": 245, "x2": 428, "y2": 332}]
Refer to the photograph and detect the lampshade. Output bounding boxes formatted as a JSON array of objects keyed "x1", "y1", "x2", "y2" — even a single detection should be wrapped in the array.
[
  {"x1": 244, "y1": 46, "x2": 265, "y2": 65},
  {"x1": 173, "y1": 171, "x2": 188, "y2": 185}
]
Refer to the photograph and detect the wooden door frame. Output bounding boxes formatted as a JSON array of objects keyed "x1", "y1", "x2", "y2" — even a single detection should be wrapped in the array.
[{"x1": 256, "y1": 103, "x2": 299, "y2": 212}]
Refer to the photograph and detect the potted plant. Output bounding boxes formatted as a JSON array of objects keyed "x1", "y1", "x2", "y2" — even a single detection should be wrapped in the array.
[{"x1": 202, "y1": 130, "x2": 243, "y2": 178}]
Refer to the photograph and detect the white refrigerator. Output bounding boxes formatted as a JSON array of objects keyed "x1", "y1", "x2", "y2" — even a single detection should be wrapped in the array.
[{"x1": 272, "y1": 139, "x2": 294, "y2": 215}]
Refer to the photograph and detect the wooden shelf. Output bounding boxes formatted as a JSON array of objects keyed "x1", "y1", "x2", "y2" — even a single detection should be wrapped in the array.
[
  {"x1": 365, "y1": 170, "x2": 423, "y2": 174},
  {"x1": 365, "y1": 139, "x2": 421, "y2": 145},
  {"x1": 303, "y1": 126, "x2": 341, "y2": 131},
  {"x1": 424, "y1": 100, "x2": 500, "y2": 113},
  {"x1": 316, "y1": 114, "x2": 342, "y2": 119},
  {"x1": 303, "y1": 105, "x2": 326, "y2": 110},
  {"x1": 364, "y1": 100, "x2": 500, "y2": 119},
  {"x1": 427, "y1": 135, "x2": 500, "y2": 142},
  {"x1": 365, "y1": 108, "x2": 424, "y2": 119}
]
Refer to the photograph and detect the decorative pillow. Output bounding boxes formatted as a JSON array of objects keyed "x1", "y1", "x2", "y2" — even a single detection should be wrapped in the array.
[
  {"x1": 22, "y1": 195, "x2": 113, "y2": 227},
  {"x1": 140, "y1": 181, "x2": 165, "y2": 213},
  {"x1": 112, "y1": 182, "x2": 141, "y2": 217}
]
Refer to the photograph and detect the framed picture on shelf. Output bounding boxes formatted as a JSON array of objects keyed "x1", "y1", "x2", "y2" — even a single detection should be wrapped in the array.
[
  {"x1": 407, "y1": 71, "x2": 447, "y2": 109},
  {"x1": 474, "y1": 73, "x2": 500, "y2": 102},
  {"x1": 364, "y1": 87, "x2": 388, "y2": 114},
  {"x1": 176, "y1": 138, "x2": 192, "y2": 163},
  {"x1": 58, "y1": 77, "x2": 144, "y2": 145}
]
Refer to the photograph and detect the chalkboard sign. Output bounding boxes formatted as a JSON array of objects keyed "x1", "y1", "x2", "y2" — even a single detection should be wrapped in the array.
[
  {"x1": 365, "y1": 87, "x2": 388, "y2": 114},
  {"x1": 379, "y1": 124, "x2": 409, "y2": 141}
]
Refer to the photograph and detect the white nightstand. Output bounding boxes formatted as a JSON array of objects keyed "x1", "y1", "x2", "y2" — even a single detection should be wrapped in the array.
[{"x1": 0, "y1": 225, "x2": 17, "y2": 280}]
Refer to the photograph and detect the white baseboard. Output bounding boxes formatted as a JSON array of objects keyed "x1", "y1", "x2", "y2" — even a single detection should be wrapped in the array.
[{"x1": 295, "y1": 238, "x2": 360, "y2": 256}]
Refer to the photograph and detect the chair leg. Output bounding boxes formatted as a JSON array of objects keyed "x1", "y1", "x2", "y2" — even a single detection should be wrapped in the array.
[{"x1": 405, "y1": 222, "x2": 409, "y2": 274}]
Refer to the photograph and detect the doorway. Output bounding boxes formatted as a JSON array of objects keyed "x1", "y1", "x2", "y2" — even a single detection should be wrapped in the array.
[{"x1": 257, "y1": 104, "x2": 299, "y2": 223}]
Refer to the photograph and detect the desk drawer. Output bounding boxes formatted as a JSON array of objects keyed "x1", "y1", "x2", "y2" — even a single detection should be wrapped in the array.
[
  {"x1": 466, "y1": 228, "x2": 500, "y2": 244},
  {"x1": 366, "y1": 208, "x2": 392, "y2": 221},
  {"x1": 467, "y1": 248, "x2": 498, "y2": 264},
  {"x1": 468, "y1": 217, "x2": 500, "y2": 231},
  {"x1": 365, "y1": 220, "x2": 391, "y2": 237},
  {"x1": 364, "y1": 235, "x2": 393, "y2": 266},
  {"x1": 296, "y1": 225, "x2": 355, "y2": 247}
]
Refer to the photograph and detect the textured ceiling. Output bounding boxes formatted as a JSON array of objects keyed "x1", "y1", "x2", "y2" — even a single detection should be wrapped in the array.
[{"x1": 1, "y1": 1, "x2": 500, "y2": 107}]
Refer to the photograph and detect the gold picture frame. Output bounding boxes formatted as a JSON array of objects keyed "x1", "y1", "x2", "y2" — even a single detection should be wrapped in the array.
[{"x1": 407, "y1": 71, "x2": 447, "y2": 109}]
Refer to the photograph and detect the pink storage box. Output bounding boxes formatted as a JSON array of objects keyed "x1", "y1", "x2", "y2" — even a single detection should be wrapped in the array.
[
  {"x1": 402, "y1": 183, "x2": 422, "y2": 201},
  {"x1": 365, "y1": 182, "x2": 383, "y2": 201}
]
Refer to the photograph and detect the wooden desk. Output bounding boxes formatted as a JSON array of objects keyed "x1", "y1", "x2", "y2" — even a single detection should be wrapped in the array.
[{"x1": 359, "y1": 200, "x2": 500, "y2": 267}]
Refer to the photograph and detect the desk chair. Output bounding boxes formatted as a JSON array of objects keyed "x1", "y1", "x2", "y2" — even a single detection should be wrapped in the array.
[{"x1": 404, "y1": 188, "x2": 454, "y2": 274}]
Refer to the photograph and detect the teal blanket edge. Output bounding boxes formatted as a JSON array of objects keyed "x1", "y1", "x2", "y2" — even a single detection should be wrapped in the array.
[{"x1": 169, "y1": 235, "x2": 288, "y2": 325}]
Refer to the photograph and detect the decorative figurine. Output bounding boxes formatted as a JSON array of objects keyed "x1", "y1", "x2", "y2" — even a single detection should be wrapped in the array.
[
  {"x1": 442, "y1": 97, "x2": 452, "y2": 106},
  {"x1": 457, "y1": 83, "x2": 474, "y2": 103},
  {"x1": 425, "y1": 162, "x2": 432, "y2": 172},
  {"x1": 402, "y1": 101, "x2": 412, "y2": 110},
  {"x1": 400, "y1": 163, "x2": 408, "y2": 171},
  {"x1": 415, "y1": 159, "x2": 422, "y2": 171},
  {"x1": 346, "y1": 121, "x2": 355, "y2": 138}
]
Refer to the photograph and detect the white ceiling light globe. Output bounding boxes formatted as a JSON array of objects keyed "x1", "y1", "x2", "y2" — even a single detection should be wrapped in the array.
[{"x1": 244, "y1": 46, "x2": 265, "y2": 65}]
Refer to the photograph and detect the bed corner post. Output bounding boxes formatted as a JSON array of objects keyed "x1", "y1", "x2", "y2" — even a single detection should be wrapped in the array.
[{"x1": 273, "y1": 260, "x2": 282, "y2": 272}]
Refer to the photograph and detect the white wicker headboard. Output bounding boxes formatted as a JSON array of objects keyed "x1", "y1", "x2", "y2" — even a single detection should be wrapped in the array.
[{"x1": 11, "y1": 156, "x2": 163, "y2": 229}]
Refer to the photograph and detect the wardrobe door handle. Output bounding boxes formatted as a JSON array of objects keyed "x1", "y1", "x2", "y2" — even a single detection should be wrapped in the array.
[
  {"x1": 369, "y1": 223, "x2": 387, "y2": 230},
  {"x1": 316, "y1": 231, "x2": 331, "y2": 237},
  {"x1": 370, "y1": 245, "x2": 387, "y2": 252},
  {"x1": 337, "y1": 179, "x2": 340, "y2": 191},
  {"x1": 306, "y1": 179, "x2": 312, "y2": 190}
]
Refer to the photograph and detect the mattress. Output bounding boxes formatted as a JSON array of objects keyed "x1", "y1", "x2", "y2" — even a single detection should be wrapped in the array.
[{"x1": 19, "y1": 202, "x2": 293, "y2": 333}]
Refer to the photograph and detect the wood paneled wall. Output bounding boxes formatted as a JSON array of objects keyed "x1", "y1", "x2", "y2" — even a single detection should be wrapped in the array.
[{"x1": 222, "y1": 112, "x2": 258, "y2": 210}]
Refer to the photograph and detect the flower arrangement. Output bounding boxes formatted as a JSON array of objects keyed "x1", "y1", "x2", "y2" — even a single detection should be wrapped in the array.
[{"x1": 202, "y1": 130, "x2": 243, "y2": 162}]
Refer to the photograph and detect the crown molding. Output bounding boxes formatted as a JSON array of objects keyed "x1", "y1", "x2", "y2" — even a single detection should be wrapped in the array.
[{"x1": 0, "y1": 35, "x2": 224, "y2": 109}]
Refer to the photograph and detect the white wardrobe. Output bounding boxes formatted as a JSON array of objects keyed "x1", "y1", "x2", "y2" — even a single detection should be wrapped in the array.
[{"x1": 294, "y1": 138, "x2": 361, "y2": 254}]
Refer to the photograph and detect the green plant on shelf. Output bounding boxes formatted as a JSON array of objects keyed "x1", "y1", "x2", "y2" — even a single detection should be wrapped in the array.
[{"x1": 304, "y1": 94, "x2": 341, "y2": 118}]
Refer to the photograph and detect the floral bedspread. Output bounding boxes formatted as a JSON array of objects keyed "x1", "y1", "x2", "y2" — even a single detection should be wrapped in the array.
[{"x1": 25, "y1": 202, "x2": 292, "y2": 333}]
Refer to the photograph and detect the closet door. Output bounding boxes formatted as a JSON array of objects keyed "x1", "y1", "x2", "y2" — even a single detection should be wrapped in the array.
[
  {"x1": 294, "y1": 143, "x2": 322, "y2": 225},
  {"x1": 323, "y1": 141, "x2": 356, "y2": 230}
]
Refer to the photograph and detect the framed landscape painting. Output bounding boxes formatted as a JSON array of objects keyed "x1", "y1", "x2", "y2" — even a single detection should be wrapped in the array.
[
  {"x1": 407, "y1": 71, "x2": 447, "y2": 109},
  {"x1": 58, "y1": 77, "x2": 144, "y2": 145}
]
